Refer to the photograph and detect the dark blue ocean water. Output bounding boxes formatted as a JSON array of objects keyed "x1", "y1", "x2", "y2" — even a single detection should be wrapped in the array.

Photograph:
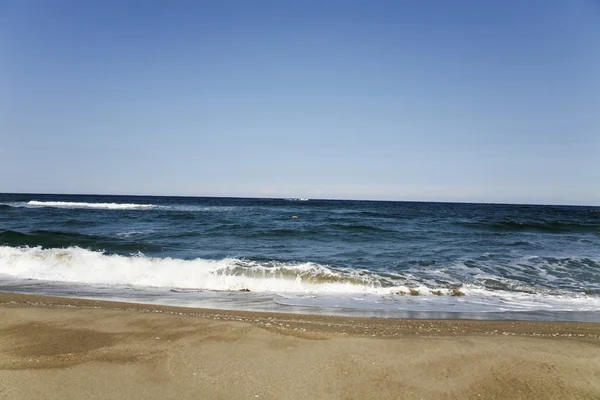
[{"x1": 1, "y1": 193, "x2": 599, "y2": 321}]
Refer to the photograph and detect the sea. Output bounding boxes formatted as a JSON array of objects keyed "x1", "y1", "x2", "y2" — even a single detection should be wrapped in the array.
[{"x1": 1, "y1": 193, "x2": 599, "y2": 322}]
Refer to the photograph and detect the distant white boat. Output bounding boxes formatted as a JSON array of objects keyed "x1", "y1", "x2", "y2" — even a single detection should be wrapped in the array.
[{"x1": 299, "y1": 198, "x2": 309, "y2": 201}]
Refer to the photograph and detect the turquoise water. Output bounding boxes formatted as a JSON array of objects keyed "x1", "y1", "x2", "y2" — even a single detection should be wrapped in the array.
[{"x1": 1, "y1": 193, "x2": 599, "y2": 321}]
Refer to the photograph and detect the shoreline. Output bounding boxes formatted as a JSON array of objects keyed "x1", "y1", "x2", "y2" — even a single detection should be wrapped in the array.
[
  {"x1": 1, "y1": 292, "x2": 600, "y2": 338},
  {"x1": 1, "y1": 292, "x2": 600, "y2": 399}
]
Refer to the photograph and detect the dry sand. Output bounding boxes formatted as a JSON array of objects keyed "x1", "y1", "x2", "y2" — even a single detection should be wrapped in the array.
[{"x1": 0, "y1": 293, "x2": 599, "y2": 399}]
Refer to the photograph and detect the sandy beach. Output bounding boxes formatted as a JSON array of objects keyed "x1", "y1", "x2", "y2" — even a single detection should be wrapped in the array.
[{"x1": 0, "y1": 293, "x2": 598, "y2": 399}]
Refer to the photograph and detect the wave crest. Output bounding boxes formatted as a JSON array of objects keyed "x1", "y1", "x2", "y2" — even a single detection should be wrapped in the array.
[
  {"x1": 0, "y1": 246, "x2": 403, "y2": 294},
  {"x1": 1, "y1": 246, "x2": 599, "y2": 312},
  {"x1": 27, "y1": 200, "x2": 156, "y2": 210}
]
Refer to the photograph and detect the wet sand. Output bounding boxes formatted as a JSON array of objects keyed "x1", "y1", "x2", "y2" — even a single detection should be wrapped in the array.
[{"x1": 0, "y1": 292, "x2": 599, "y2": 399}]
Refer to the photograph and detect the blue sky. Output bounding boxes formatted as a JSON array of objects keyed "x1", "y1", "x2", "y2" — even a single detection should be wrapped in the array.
[{"x1": 1, "y1": 0, "x2": 599, "y2": 205}]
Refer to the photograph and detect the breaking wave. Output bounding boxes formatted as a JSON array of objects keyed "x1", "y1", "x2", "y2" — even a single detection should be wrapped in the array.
[
  {"x1": 0, "y1": 245, "x2": 404, "y2": 294},
  {"x1": 3, "y1": 201, "x2": 235, "y2": 213},
  {"x1": 1, "y1": 246, "x2": 599, "y2": 312},
  {"x1": 26, "y1": 201, "x2": 156, "y2": 210}
]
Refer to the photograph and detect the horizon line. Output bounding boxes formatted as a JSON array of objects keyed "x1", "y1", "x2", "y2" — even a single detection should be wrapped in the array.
[{"x1": 1, "y1": 191, "x2": 598, "y2": 208}]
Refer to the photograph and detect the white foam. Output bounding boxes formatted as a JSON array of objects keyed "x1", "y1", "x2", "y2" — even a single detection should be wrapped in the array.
[
  {"x1": 3, "y1": 201, "x2": 242, "y2": 213},
  {"x1": 8, "y1": 201, "x2": 235, "y2": 212},
  {"x1": 116, "y1": 230, "x2": 155, "y2": 237},
  {"x1": 0, "y1": 246, "x2": 598, "y2": 312},
  {"x1": 27, "y1": 201, "x2": 156, "y2": 210},
  {"x1": 0, "y1": 246, "x2": 400, "y2": 294}
]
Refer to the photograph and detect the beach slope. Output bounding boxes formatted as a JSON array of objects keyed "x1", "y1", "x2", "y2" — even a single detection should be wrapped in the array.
[{"x1": 0, "y1": 293, "x2": 599, "y2": 399}]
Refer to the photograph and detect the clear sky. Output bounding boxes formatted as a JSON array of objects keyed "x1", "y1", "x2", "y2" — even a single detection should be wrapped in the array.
[{"x1": 1, "y1": 0, "x2": 599, "y2": 205}]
